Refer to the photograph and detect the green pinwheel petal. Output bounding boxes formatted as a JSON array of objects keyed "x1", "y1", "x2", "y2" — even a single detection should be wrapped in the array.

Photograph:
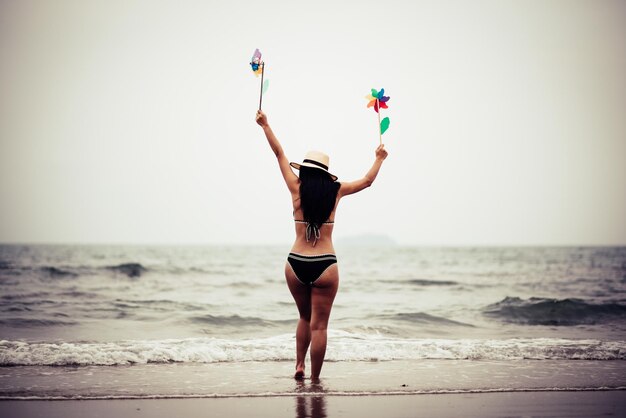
[
  {"x1": 262, "y1": 79, "x2": 269, "y2": 94},
  {"x1": 380, "y1": 117, "x2": 390, "y2": 135},
  {"x1": 371, "y1": 88, "x2": 378, "y2": 97}
]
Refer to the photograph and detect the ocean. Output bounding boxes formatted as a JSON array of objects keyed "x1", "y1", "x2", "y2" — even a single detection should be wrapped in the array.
[{"x1": 1, "y1": 244, "x2": 625, "y2": 399}]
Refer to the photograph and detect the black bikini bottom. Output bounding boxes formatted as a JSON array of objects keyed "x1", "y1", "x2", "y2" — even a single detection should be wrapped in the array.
[{"x1": 287, "y1": 253, "x2": 337, "y2": 286}]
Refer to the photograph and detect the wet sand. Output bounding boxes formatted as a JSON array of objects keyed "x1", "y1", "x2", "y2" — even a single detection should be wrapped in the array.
[
  {"x1": 3, "y1": 359, "x2": 625, "y2": 399},
  {"x1": 1, "y1": 390, "x2": 624, "y2": 418}
]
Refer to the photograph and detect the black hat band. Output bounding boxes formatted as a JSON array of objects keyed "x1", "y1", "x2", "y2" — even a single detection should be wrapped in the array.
[{"x1": 302, "y1": 159, "x2": 329, "y2": 171}]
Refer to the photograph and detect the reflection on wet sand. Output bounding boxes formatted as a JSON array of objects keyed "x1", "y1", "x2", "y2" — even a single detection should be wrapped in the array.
[{"x1": 294, "y1": 380, "x2": 327, "y2": 418}]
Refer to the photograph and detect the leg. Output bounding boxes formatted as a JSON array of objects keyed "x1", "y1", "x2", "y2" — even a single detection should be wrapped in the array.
[
  {"x1": 309, "y1": 264, "x2": 339, "y2": 379},
  {"x1": 285, "y1": 263, "x2": 311, "y2": 378}
]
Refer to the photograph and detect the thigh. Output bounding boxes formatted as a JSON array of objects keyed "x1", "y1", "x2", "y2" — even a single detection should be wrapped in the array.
[
  {"x1": 285, "y1": 262, "x2": 311, "y2": 320},
  {"x1": 311, "y1": 264, "x2": 339, "y2": 329}
]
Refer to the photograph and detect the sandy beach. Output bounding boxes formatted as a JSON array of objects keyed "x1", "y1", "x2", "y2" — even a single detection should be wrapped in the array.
[{"x1": 1, "y1": 391, "x2": 624, "y2": 418}]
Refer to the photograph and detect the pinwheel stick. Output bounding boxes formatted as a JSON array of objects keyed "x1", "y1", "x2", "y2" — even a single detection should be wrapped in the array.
[
  {"x1": 259, "y1": 63, "x2": 265, "y2": 111},
  {"x1": 377, "y1": 98, "x2": 382, "y2": 145}
]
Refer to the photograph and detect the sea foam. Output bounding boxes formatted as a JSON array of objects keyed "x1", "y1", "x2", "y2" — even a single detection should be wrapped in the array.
[{"x1": 1, "y1": 332, "x2": 624, "y2": 366}]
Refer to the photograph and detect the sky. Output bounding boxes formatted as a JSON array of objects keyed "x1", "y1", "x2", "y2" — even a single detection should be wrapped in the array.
[{"x1": 0, "y1": 0, "x2": 625, "y2": 246}]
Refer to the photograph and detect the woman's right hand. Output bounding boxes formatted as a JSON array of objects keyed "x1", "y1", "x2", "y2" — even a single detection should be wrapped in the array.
[
  {"x1": 375, "y1": 144, "x2": 388, "y2": 161},
  {"x1": 256, "y1": 110, "x2": 268, "y2": 128}
]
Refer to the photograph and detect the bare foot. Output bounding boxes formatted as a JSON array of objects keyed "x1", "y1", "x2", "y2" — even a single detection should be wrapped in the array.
[{"x1": 294, "y1": 363, "x2": 305, "y2": 380}]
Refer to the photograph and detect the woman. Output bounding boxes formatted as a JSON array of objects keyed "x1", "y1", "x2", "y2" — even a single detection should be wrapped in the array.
[{"x1": 255, "y1": 110, "x2": 388, "y2": 380}]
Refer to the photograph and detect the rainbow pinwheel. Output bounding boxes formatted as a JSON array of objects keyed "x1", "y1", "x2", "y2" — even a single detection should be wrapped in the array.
[
  {"x1": 365, "y1": 88, "x2": 391, "y2": 143},
  {"x1": 250, "y1": 49, "x2": 263, "y2": 76},
  {"x1": 366, "y1": 88, "x2": 390, "y2": 113},
  {"x1": 250, "y1": 48, "x2": 269, "y2": 110}
]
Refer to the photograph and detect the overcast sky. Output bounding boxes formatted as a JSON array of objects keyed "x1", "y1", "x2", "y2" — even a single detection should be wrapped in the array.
[{"x1": 1, "y1": 0, "x2": 624, "y2": 246}]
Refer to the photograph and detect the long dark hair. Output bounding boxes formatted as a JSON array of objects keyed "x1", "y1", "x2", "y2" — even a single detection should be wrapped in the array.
[{"x1": 299, "y1": 166, "x2": 340, "y2": 227}]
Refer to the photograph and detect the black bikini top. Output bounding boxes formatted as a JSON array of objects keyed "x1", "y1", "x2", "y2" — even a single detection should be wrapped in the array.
[{"x1": 293, "y1": 219, "x2": 334, "y2": 246}]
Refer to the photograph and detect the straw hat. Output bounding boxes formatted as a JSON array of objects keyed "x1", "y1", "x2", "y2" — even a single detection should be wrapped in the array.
[{"x1": 290, "y1": 150, "x2": 338, "y2": 181}]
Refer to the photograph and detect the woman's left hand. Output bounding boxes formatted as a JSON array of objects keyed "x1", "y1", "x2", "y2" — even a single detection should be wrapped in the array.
[{"x1": 256, "y1": 110, "x2": 268, "y2": 128}]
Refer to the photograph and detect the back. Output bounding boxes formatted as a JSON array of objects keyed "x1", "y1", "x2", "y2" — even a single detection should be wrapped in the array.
[{"x1": 290, "y1": 181, "x2": 340, "y2": 254}]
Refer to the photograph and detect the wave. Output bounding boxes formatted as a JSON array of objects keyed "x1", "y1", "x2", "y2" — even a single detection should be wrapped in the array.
[
  {"x1": 382, "y1": 279, "x2": 458, "y2": 286},
  {"x1": 57, "y1": 290, "x2": 100, "y2": 299},
  {"x1": 113, "y1": 298, "x2": 207, "y2": 312},
  {"x1": 0, "y1": 263, "x2": 235, "y2": 282},
  {"x1": 0, "y1": 318, "x2": 78, "y2": 327},
  {"x1": 1, "y1": 292, "x2": 50, "y2": 301},
  {"x1": 188, "y1": 314, "x2": 287, "y2": 327},
  {"x1": 3, "y1": 387, "x2": 625, "y2": 400},
  {"x1": 40, "y1": 266, "x2": 77, "y2": 278},
  {"x1": 0, "y1": 262, "x2": 149, "y2": 279},
  {"x1": 483, "y1": 297, "x2": 626, "y2": 326},
  {"x1": 0, "y1": 262, "x2": 237, "y2": 280},
  {"x1": 1, "y1": 333, "x2": 623, "y2": 366},
  {"x1": 106, "y1": 263, "x2": 147, "y2": 278},
  {"x1": 408, "y1": 279, "x2": 458, "y2": 286},
  {"x1": 375, "y1": 312, "x2": 474, "y2": 327},
  {"x1": 0, "y1": 262, "x2": 148, "y2": 279}
]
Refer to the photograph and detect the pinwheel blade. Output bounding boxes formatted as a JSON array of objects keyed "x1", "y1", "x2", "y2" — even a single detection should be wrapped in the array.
[{"x1": 380, "y1": 117, "x2": 390, "y2": 135}]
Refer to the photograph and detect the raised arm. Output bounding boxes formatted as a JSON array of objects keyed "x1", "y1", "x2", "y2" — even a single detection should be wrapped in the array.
[
  {"x1": 338, "y1": 144, "x2": 388, "y2": 197},
  {"x1": 256, "y1": 110, "x2": 299, "y2": 194}
]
